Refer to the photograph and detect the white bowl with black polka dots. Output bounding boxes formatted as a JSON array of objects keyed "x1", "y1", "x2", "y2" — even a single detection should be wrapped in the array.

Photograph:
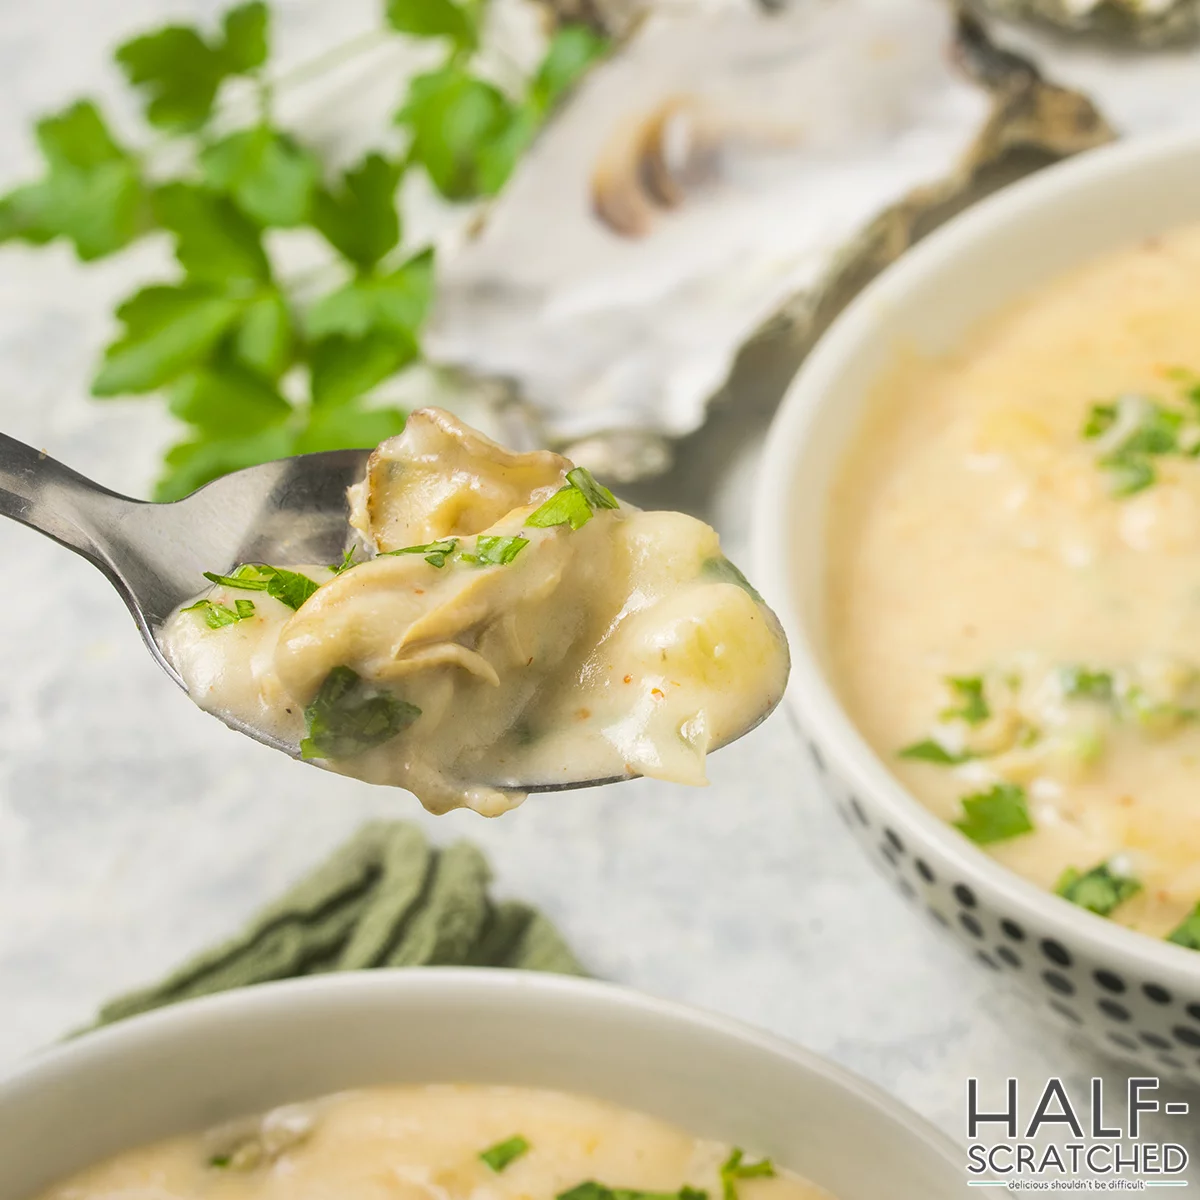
[{"x1": 753, "y1": 129, "x2": 1200, "y2": 1083}]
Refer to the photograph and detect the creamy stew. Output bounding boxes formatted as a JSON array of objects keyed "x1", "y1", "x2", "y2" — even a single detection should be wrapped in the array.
[
  {"x1": 163, "y1": 409, "x2": 788, "y2": 816},
  {"x1": 32, "y1": 1085, "x2": 832, "y2": 1200},
  {"x1": 829, "y1": 221, "x2": 1200, "y2": 942}
]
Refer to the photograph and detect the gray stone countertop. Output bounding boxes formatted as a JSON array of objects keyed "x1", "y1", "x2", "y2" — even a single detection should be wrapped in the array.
[{"x1": 2, "y1": 0, "x2": 1200, "y2": 1185}]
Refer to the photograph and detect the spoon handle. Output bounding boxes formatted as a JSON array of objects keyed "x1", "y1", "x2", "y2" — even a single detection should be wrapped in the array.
[{"x1": 0, "y1": 432, "x2": 136, "y2": 565}]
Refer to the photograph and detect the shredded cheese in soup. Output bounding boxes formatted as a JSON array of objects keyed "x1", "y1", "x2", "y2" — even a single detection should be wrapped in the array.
[{"x1": 828, "y1": 223, "x2": 1200, "y2": 943}]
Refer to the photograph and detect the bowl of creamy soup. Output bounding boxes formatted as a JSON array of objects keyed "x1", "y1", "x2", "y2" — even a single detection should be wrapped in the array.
[
  {"x1": 754, "y1": 129, "x2": 1200, "y2": 1079},
  {"x1": 0, "y1": 971, "x2": 972, "y2": 1200}
]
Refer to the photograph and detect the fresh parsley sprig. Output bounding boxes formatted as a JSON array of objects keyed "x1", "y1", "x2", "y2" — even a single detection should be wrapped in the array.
[{"x1": 0, "y1": 1, "x2": 608, "y2": 502}]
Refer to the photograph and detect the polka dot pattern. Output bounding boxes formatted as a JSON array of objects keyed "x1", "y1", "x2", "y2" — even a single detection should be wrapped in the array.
[{"x1": 808, "y1": 739, "x2": 1200, "y2": 1085}]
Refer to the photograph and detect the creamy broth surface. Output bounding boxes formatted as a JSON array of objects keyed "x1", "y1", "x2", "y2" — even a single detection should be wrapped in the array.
[
  {"x1": 34, "y1": 1085, "x2": 832, "y2": 1200},
  {"x1": 828, "y1": 222, "x2": 1200, "y2": 939}
]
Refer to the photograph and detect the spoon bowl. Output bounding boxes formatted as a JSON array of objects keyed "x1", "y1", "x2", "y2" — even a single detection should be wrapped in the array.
[{"x1": 0, "y1": 434, "x2": 770, "y2": 792}]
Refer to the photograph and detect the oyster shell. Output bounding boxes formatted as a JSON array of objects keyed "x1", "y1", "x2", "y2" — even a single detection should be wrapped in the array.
[
  {"x1": 965, "y1": 0, "x2": 1200, "y2": 47},
  {"x1": 976, "y1": 10, "x2": 1200, "y2": 129},
  {"x1": 427, "y1": 0, "x2": 1110, "y2": 479}
]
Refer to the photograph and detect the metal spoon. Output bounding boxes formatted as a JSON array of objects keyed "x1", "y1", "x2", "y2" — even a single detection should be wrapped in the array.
[{"x1": 0, "y1": 433, "x2": 774, "y2": 791}]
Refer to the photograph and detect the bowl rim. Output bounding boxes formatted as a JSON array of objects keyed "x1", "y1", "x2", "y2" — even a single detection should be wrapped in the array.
[
  {"x1": 0, "y1": 968, "x2": 964, "y2": 1170},
  {"x1": 752, "y1": 125, "x2": 1200, "y2": 986}
]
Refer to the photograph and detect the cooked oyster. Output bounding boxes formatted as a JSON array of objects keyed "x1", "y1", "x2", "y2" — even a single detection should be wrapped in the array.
[{"x1": 161, "y1": 410, "x2": 789, "y2": 815}]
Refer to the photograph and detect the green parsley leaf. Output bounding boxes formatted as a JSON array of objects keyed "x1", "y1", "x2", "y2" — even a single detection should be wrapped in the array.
[
  {"x1": 116, "y1": 26, "x2": 227, "y2": 130},
  {"x1": 525, "y1": 484, "x2": 593, "y2": 530},
  {"x1": 311, "y1": 153, "x2": 402, "y2": 271},
  {"x1": 567, "y1": 467, "x2": 618, "y2": 510},
  {"x1": 208, "y1": 1154, "x2": 232, "y2": 1169},
  {"x1": 234, "y1": 291, "x2": 292, "y2": 378},
  {"x1": 1121, "y1": 403, "x2": 1182, "y2": 456},
  {"x1": 940, "y1": 676, "x2": 990, "y2": 726},
  {"x1": 202, "y1": 564, "x2": 272, "y2": 591},
  {"x1": 330, "y1": 547, "x2": 359, "y2": 575},
  {"x1": 1058, "y1": 665, "x2": 1114, "y2": 701},
  {"x1": 168, "y1": 358, "x2": 291, "y2": 436},
  {"x1": 383, "y1": 538, "x2": 458, "y2": 568},
  {"x1": 479, "y1": 1135, "x2": 530, "y2": 1173},
  {"x1": 898, "y1": 739, "x2": 972, "y2": 766},
  {"x1": 0, "y1": 101, "x2": 147, "y2": 261},
  {"x1": 154, "y1": 425, "x2": 295, "y2": 502},
  {"x1": 301, "y1": 665, "x2": 420, "y2": 760},
  {"x1": 115, "y1": 3, "x2": 268, "y2": 130},
  {"x1": 308, "y1": 331, "x2": 417, "y2": 409},
  {"x1": 221, "y1": 2, "x2": 269, "y2": 74},
  {"x1": 152, "y1": 182, "x2": 270, "y2": 284},
  {"x1": 386, "y1": 0, "x2": 477, "y2": 50},
  {"x1": 1101, "y1": 454, "x2": 1156, "y2": 497},
  {"x1": 202, "y1": 564, "x2": 317, "y2": 610},
  {"x1": 182, "y1": 596, "x2": 256, "y2": 629},
  {"x1": 201, "y1": 126, "x2": 318, "y2": 228},
  {"x1": 530, "y1": 26, "x2": 608, "y2": 112},
  {"x1": 307, "y1": 250, "x2": 434, "y2": 341},
  {"x1": 469, "y1": 535, "x2": 528, "y2": 566},
  {"x1": 720, "y1": 1149, "x2": 776, "y2": 1200},
  {"x1": 953, "y1": 783, "x2": 1033, "y2": 844},
  {"x1": 398, "y1": 66, "x2": 516, "y2": 201},
  {"x1": 1082, "y1": 403, "x2": 1117, "y2": 439},
  {"x1": 1056, "y1": 861, "x2": 1142, "y2": 916},
  {"x1": 1167, "y1": 902, "x2": 1200, "y2": 950},
  {"x1": 264, "y1": 566, "x2": 319, "y2": 609},
  {"x1": 526, "y1": 467, "x2": 619, "y2": 531},
  {"x1": 92, "y1": 284, "x2": 243, "y2": 396},
  {"x1": 294, "y1": 399, "x2": 408, "y2": 453}
]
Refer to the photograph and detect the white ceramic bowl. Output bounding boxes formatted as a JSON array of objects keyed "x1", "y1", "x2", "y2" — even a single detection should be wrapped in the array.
[
  {"x1": 0, "y1": 970, "x2": 976, "y2": 1200},
  {"x1": 754, "y1": 128, "x2": 1200, "y2": 1082}
]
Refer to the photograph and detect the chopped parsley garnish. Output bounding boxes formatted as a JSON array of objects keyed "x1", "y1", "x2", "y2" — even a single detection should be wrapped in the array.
[
  {"x1": 526, "y1": 466, "x2": 618, "y2": 531},
  {"x1": 383, "y1": 538, "x2": 458, "y2": 567},
  {"x1": 479, "y1": 1135, "x2": 530, "y2": 1172},
  {"x1": 1167, "y1": 903, "x2": 1200, "y2": 951},
  {"x1": 557, "y1": 1185, "x2": 707, "y2": 1200},
  {"x1": 940, "y1": 676, "x2": 990, "y2": 726},
  {"x1": 1059, "y1": 665, "x2": 1114, "y2": 701},
  {"x1": 1082, "y1": 392, "x2": 1200, "y2": 497},
  {"x1": 203, "y1": 563, "x2": 318, "y2": 610},
  {"x1": 1102, "y1": 455, "x2": 1156, "y2": 497},
  {"x1": 720, "y1": 1149, "x2": 776, "y2": 1200},
  {"x1": 953, "y1": 783, "x2": 1033, "y2": 844},
  {"x1": 330, "y1": 547, "x2": 359, "y2": 575},
  {"x1": 702, "y1": 556, "x2": 763, "y2": 603},
  {"x1": 1082, "y1": 403, "x2": 1117, "y2": 439},
  {"x1": 1055, "y1": 861, "x2": 1142, "y2": 916},
  {"x1": 898, "y1": 739, "x2": 972, "y2": 766},
  {"x1": 182, "y1": 597, "x2": 255, "y2": 629},
  {"x1": 300, "y1": 665, "x2": 420, "y2": 760},
  {"x1": 208, "y1": 1154, "x2": 231, "y2": 1169},
  {"x1": 461, "y1": 535, "x2": 529, "y2": 566}
]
